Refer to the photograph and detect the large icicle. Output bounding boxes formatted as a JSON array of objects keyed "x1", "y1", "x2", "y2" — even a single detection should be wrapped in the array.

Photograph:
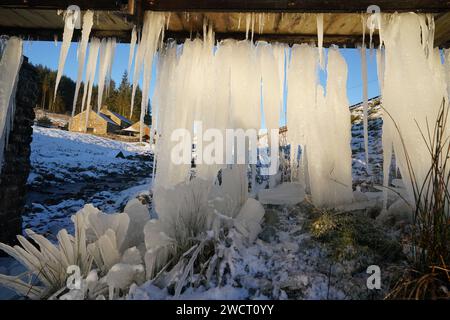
[
  {"x1": 131, "y1": 12, "x2": 166, "y2": 121},
  {"x1": 287, "y1": 44, "x2": 318, "y2": 186},
  {"x1": 81, "y1": 38, "x2": 100, "y2": 131},
  {"x1": 72, "y1": 10, "x2": 94, "y2": 117},
  {"x1": 127, "y1": 26, "x2": 137, "y2": 78},
  {"x1": 97, "y1": 38, "x2": 116, "y2": 112},
  {"x1": 0, "y1": 37, "x2": 22, "y2": 173},
  {"x1": 317, "y1": 13, "x2": 324, "y2": 69},
  {"x1": 381, "y1": 13, "x2": 447, "y2": 208},
  {"x1": 360, "y1": 44, "x2": 370, "y2": 173},
  {"x1": 54, "y1": 9, "x2": 77, "y2": 100}
]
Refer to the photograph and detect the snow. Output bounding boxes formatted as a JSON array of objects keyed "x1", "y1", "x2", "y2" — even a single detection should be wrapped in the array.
[{"x1": 23, "y1": 126, "x2": 152, "y2": 236}]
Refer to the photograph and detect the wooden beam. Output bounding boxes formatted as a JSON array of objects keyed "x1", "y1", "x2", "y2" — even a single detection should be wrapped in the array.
[
  {"x1": 1, "y1": 0, "x2": 450, "y2": 13},
  {"x1": 145, "y1": 0, "x2": 450, "y2": 13},
  {"x1": 0, "y1": 1, "x2": 128, "y2": 11}
]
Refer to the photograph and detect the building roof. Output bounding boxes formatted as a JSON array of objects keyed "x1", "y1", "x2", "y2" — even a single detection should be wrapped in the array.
[
  {"x1": 97, "y1": 112, "x2": 119, "y2": 126},
  {"x1": 108, "y1": 110, "x2": 132, "y2": 125},
  {"x1": 123, "y1": 122, "x2": 150, "y2": 132}
]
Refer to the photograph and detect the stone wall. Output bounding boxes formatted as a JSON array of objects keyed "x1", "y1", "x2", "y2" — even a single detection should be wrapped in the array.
[{"x1": 0, "y1": 58, "x2": 38, "y2": 247}]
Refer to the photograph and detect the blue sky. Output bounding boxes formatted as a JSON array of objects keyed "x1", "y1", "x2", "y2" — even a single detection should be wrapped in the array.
[{"x1": 23, "y1": 40, "x2": 380, "y2": 107}]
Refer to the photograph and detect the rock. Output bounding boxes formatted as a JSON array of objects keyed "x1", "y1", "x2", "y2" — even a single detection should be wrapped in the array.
[
  {"x1": 115, "y1": 151, "x2": 125, "y2": 159},
  {"x1": 259, "y1": 225, "x2": 276, "y2": 242},
  {"x1": 264, "y1": 209, "x2": 279, "y2": 226}
]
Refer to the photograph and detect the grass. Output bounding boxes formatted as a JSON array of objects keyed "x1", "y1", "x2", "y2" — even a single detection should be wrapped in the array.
[{"x1": 382, "y1": 99, "x2": 450, "y2": 299}]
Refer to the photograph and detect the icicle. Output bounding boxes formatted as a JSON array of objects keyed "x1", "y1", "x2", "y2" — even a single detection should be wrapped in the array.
[
  {"x1": 245, "y1": 13, "x2": 251, "y2": 40},
  {"x1": 317, "y1": 13, "x2": 324, "y2": 69},
  {"x1": 105, "y1": 38, "x2": 116, "y2": 97},
  {"x1": 54, "y1": 9, "x2": 76, "y2": 100},
  {"x1": 166, "y1": 12, "x2": 171, "y2": 30},
  {"x1": 238, "y1": 13, "x2": 242, "y2": 30},
  {"x1": 127, "y1": 26, "x2": 137, "y2": 78},
  {"x1": 376, "y1": 48, "x2": 385, "y2": 93},
  {"x1": 0, "y1": 37, "x2": 22, "y2": 174},
  {"x1": 97, "y1": 38, "x2": 115, "y2": 113},
  {"x1": 444, "y1": 49, "x2": 450, "y2": 100},
  {"x1": 71, "y1": 10, "x2": 94, "y2": 117},
  {"x1": 258, "y1": 13, "x2": 263, "y2": 34},
  {"x1": 287, "y1": 44, "x2": 317, "y2": 189},
  {"x1": 360, "y1": 15, "x2": 370, "y2": 175},
  {"x1": 251, "y1": 13, "x2": 255, "y2": 43},
  {"x1": 81, "y1": 38, "x2": 100, "y2": 117},
  {"x1": 381, "y1": 13, "x2": 447, "y2": 207},
  {"x1": 131, "y1": 12, "x2": 166, "y2": 120},
  {"x1": 54, "y1": 34, "x2": 58, "y2": 47},
  {"x1": 134, "y1": 12, "x2": 167, "y2": 141}
]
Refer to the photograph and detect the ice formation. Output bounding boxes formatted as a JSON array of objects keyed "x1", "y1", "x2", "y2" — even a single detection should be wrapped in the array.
[
  {"x1": 81, "y1": 38, "x2": 100, "y2": 130},
  {"x1": 317, "y1": 14, "x2": 324, "y2": 69},
  {"x1": 380, "y1": 13, "x2": 447, "y2": 206},
  {"x1": 127, "y1": 26, "x2": 137, "y2": 78},
  {"x1": 286, "y1": 44, "x2": 353, "y2": 207},
  {"x1": 0, "y1": 37, "x2": 22, "y2": 174},
  {"x1": 97, "y1": 38, "x2": 116, "y2": 112},
  {"x1": 72, "y1": 10, "x2": 94, "y2": 117},
  {"x1": 130, "y1": 11, "x2": 166, "y2": 128},
  {"x1": 54, "y1": 9, "x2": 76, "y2": 100},
  {"x1": 287, "y1": 44, "x2": 317, "y2": 186},
  {"x1": 360, "y1": 44, "x2": 370, "y2": 172}
]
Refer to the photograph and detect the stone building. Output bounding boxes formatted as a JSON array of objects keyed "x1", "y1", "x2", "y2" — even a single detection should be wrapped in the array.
[
  {"x1": 0, "y1": 58, "x2": 38, "y2": 247},
  {"x1": 69, "y1": 109, "x2": 122, "y2": 135}
]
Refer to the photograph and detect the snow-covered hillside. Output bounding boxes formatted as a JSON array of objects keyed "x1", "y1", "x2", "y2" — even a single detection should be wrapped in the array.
[{"x1": 350, "y1": 97, "x2": 384, "y2": 186}]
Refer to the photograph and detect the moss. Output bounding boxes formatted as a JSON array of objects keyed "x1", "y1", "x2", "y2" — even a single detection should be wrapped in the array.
[{"x1": 309, "y1": 211, "x2": 404, "y2": 262}]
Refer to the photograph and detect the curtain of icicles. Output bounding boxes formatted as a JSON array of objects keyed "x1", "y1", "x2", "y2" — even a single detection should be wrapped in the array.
[
  {"x1": 51, "y1": 10, "x2": 450, "y2": 211},
  {"x1": 0, "y1": 36, "x2": 22, "y2": 174},
  {"x1": 150, "y1": 13, "x2": 354, "y2": 209}
]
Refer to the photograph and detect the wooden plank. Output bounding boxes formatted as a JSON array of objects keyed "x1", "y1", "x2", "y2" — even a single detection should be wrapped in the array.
[
  {"x1": 0, "y1": 0, "x2": 126, "y2": 11},
  {"x1": 146, "y1": 0, "x2": 450, "y2": 13},
  {"x1": 2, "y1": 0, "x2": 450, "y2": 13},
  {"x1": 435, "y1": 12, "x2": 450, "y2": 47}
]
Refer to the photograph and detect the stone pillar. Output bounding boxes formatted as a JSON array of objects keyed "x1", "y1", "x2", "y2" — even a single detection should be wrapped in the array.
[{"x1": 0, "y1": 58, "x2": 38, "y2": 248}]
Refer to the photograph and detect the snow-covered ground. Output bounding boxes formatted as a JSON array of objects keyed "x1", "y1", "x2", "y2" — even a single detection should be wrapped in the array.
[{"x1": 24, "y1": 126, "x2": 153, "y2": 236}]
